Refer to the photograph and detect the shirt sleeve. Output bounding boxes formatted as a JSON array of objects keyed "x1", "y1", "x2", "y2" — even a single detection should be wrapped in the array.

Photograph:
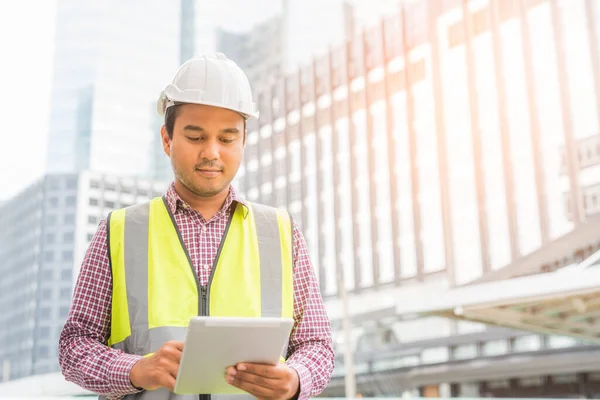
[
  {"x1": 58, "y1": 219, "x2": 143, "y2": 398},
  {"x1": 285, "y1": 220, "x2": 335, "y2": 400}
]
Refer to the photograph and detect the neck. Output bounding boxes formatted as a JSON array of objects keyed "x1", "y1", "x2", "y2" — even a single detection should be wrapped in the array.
[{"x1": 174, "y1": 180, "x2": 230, "y2": 220}]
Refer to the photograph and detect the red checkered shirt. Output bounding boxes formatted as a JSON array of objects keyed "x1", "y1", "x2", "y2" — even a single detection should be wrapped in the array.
[{"x1": 59, "y1": 184, "x2": 334, "y2": 399}]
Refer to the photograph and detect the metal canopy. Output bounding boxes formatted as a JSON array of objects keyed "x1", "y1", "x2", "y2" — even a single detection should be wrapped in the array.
[{"x1": 396, "y1": 250, "x2": 600, "y2": 343}]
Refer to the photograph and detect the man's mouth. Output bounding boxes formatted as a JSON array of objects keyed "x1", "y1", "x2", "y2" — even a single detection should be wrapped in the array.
[{"x1": 196, "y1": 168, "x2": 222, "y2": 177}]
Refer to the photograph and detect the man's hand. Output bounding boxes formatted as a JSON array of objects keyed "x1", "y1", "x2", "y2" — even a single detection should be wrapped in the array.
[
  {"x1": 129, "y1": 340, "x2": 183, "y2": 392},
  {"x1": 225, "y1": 362, "x2": 300, "y2": 400}
]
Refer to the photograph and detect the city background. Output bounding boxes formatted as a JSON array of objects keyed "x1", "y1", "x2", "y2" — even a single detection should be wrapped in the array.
[{"x1": 1, "y1": 0, "x2": 600, "y2": 398}]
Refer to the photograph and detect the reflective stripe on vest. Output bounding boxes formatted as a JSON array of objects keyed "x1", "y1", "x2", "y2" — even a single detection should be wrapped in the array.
[{"x1": 104, "y1": 197, "x2": 294, "y2": 400}]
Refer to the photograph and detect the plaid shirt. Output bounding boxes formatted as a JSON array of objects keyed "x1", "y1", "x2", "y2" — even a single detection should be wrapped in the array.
[{"x1": 59, "y1": 184, "x2": 334, "y2": 399}]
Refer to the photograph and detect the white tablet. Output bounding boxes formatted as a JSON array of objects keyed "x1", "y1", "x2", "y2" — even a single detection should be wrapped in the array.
[{"x1": 173, "y1": 316, "x2": 295, "y2": 395}]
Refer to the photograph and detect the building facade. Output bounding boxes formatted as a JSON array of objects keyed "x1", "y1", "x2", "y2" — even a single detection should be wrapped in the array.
[
  {"x1": 0, "y1": 173, "x2": 168, "y2": 381},
  {"x1": 234, "y1": 0, "x2": 600, "y2": 396},
  {"x1": 45, "y1": 0, "x2": 181, "y2": 179}
]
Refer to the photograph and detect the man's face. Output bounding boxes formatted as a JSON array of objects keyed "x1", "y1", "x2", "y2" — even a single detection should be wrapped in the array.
[{"x1": 162, "y1": 103, "x2": 245, "y2": 198}]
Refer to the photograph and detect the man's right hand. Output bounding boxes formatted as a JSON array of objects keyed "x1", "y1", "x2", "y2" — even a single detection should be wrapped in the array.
[{"x1": 129, "y1": 340, "x2": 184, "y2": 391}]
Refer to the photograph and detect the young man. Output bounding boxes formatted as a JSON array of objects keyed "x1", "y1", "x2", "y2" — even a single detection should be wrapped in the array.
[{"x1": 59, "y1": 53, "x2": 335, "y2": 400}]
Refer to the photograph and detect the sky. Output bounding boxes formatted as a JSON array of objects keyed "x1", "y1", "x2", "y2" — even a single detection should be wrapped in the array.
[
  {"x1": 0, "y1": 1, "x2": 57, "y2": 200},
  {"x1": 0, "y1": 0, "x2": 404, "y2": 201}
]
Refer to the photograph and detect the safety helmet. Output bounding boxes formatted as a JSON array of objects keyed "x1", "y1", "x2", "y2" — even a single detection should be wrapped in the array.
[{"x1": 157, "y1": 53, "x2": 259, "y2": 120}]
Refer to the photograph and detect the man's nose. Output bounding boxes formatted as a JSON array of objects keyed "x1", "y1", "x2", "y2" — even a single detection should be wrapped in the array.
[{"x1": 200, "y1": 139, "x2": 219, "y2": 160}]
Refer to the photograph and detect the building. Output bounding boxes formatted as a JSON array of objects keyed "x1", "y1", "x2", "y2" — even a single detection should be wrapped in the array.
[
  {"x1": 216, "y1": 0, "x2": 346, "y2": 92},
  {"x1": 45, "y1": 0, "x2": 181, "y2": 179},
  {"x1": 234, "y1": 0, "x2": 600, "y2": 396},
  {"x1": 0, "y1": 173, "x2": 168, "y2": 381},
  {"x1": 147, "y1": 0, "x2": 198, "y2": 183},
  {"x1": 217, "y1": 15, "x2": 285, "y2": 93}
]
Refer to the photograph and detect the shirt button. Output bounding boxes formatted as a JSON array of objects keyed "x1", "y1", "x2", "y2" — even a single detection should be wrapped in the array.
[{"x1": 203, "y1": 264, "x2": 210, "y2": 270}]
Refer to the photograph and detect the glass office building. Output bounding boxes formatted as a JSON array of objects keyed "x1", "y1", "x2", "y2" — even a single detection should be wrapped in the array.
[
  {"x1": 233, "y1": 0, "x2": 600, "y2": 396},
  {"x1": 45, "y1": 0, "x2": 182, "y2": 180},
  {"x1": 0, "y1": 173, "x2": 167, "y2": 381}
]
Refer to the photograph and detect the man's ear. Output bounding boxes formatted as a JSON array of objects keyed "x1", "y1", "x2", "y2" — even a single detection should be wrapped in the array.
[
  {"x1": 160, "y1": 125, "x2": 171, "y2": 157},
  {"x1": 243, "y1": 129, "x2": 247, "y2": 147}
]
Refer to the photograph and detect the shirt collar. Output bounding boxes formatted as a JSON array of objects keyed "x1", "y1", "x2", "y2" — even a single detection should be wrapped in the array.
[{"x1": 164, "y1": 182, "x2": 249, "y2": 217}]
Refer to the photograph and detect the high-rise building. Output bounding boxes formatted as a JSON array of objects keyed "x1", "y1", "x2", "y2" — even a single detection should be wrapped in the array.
[
  {"x1": 45, "y1": 0, "x2": 182, "y2": 179},
  {"x1": 234, "y1": 0, "x2": 600, "y2": 396},
  {"x1": 217, "y1": 15, "x2": 285, "y2": 93},
  {"x1": 216, "y1": 0, "x2": 346, "y2": 92},
  {"x1": 0, "y1": 172, "x2": 168, "y2": 381}
]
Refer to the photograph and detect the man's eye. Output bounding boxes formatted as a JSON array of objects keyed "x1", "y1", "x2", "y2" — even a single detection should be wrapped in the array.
[
  {"x1": 221, "y1": 138, "x2": 233, "y2": 144},
  {"x1": 187, "y1": 137, "x2": 200, "y2": 141}
]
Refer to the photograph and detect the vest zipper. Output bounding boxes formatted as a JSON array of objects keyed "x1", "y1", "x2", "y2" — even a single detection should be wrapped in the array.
[
  {"x1": 200, "y1": 285, "x2": 207, "y2": 316},
  {"x1": 162, "y1": 198, "x2": 238, "y2": 400}
]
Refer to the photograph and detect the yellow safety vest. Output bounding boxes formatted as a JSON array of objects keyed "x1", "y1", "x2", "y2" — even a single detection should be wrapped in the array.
[{"x1": 104, "y1": 197, "x2": 294, "y2": 400}]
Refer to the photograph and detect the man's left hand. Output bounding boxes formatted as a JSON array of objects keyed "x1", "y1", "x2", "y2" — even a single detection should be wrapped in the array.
[{"x1": 225, "y1": 362, "x2": 299, "y2": 400}]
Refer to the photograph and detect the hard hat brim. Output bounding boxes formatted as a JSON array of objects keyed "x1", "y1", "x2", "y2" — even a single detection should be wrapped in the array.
[{"x1": 157, "y1": 89, "x2": 259, "y2": 120}]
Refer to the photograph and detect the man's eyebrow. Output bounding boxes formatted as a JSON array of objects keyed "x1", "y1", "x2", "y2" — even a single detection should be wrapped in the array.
[
  {"x1": 183, "y1": 125, "x2": 204, "y2": 132},
  {"x1": 182, "y1": 125, "x2": 240, "y2": 134}
]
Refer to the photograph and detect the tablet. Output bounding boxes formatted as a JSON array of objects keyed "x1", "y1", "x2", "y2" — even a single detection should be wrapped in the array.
[{"x1": 173, "y1": 316, "x2": 295, "y2": 395}]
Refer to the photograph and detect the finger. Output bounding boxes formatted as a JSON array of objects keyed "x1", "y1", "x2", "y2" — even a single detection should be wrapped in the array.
[
  {"x1": 225, "y1": 366, "x2": 237, "y2": 380},
  {"x1": 230, "y1": 377, "x2": 276, "y2": 399},
  {"x1": 237, "y1": 363, "x2": 281, "y2": 379},
  {"x1": 162, "y1": 373, "x2": 177, "y2": 392},
  {"x1": 163, "y1": 344, "x2": 183, "y2": 363},
  {"x1": 159, "y1": 358, "x2": 179, "y2": 380},
  {"x1": 170, "y1": 341, "x2": 184, "y2": 351},
  {"x1": 234, "y1": 370, "x2": 279, "y2": 390}
]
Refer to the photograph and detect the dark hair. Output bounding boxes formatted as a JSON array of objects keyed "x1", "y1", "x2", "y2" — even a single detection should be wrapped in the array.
[
  {"x1": 164, "y1": 104, "x2": 181, "y2": 140},
  {"x1": 163, "y1": 104, "x2": 247, "y2": 143}
]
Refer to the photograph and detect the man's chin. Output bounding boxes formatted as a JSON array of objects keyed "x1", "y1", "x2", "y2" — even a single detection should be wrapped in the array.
[{"x1": 189, "y1": 182, "x2": 229, "y2": 198}]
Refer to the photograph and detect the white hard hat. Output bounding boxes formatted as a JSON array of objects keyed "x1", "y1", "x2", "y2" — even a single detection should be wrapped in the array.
[{"x1": 157, "y1": 53, "x2": 259, "y2": 120}]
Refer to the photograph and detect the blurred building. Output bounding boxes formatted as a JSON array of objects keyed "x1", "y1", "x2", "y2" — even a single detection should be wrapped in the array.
[
  {"x1": 217, "y1": 15, "x2": 285, "y2": 93},
  {"x1": 216, "y1": 0, "x2": 346, "y2": 91},
  {"x1": 234, "y1": 0, "x2": 600, "y2": 396},
  {"x1": 44, "y1": 0, "x2": 181, "y2": 180},
  {"x1": 0, "y1": 173, "x2": 167, "y2": 381}
]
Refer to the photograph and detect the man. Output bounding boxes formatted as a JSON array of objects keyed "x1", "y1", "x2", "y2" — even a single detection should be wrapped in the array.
[{"x1": 59, "y1": 53, "x2": 335, "y2": 400}]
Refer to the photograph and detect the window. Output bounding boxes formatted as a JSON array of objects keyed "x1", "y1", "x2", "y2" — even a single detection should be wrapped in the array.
[
  {"x1": 89, "y1": 198, "x2": 98, "y2": 206},
  {"x1": 41, "y1": 289, "x2": 52, "y2": 300},
  {"x1": 65, "y1": 196, "x2": 76, "y2": 206},
  {"x1": 47, "y1": 178, "x2": 60, "y2": 190},
  {"x1": 46, "y1": 215, "x2": 57, "y2": 226},
  {"x1": 105, "y1": 183, "x2": 116, "y2": 192},
  {"x1": 61, "y1": 269, "x2": 72, "y2": 280},
  {"x1": 46, "y1": 233, "x2": 55, "y2": 244},
  {"x1": 38, "y1": 346, "x2": 49, "y2": 358},
  {"x1": 64, "y1": 214, "x2": 74, "y2": 224},
  {"x1": 60, "y1": 288, "x2": 71, "y2": 299},
  {"x1": 512, "y1": 335, "x2": 541, "y2": 352},
  {"x1": 90, "y1": 180, "x2": 100, "y2": 189},
  {"x1": 88, "y1": 215, "x2": 97, "y2": 224},
  {"x1": 87, "y1": 233, "x2": 94, "y2": 242},
  {"x1": 60, "y1": 307, "x2": 69, "y2": 319},
  {"x1": 63, "y1": 232, "x2": 74, "y2": 243},
  {"x1": 482, "y1": 340, "x2": 509, "y2": 356},
  {"x1": 48, "y1": 197, "x2": 59, "y2": 207},
  {"x1": 452, "y1": 344, "x2": 477, "y2": 360},
  {"x1": 62, "y1": 250, "x2": 72, "y2": 262},
  {"x1": 38, "y1": 326, "x2": 50, "y2": 338},
  {"x1": 44, "y1": 251, "x2": 54, "y2": 262},
  {"x1": 105, "y1": 201, "x2": 116, "y2": 209},
  {"x1": 66, "y1": 177, "x2": 77, "y2": 189}
]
